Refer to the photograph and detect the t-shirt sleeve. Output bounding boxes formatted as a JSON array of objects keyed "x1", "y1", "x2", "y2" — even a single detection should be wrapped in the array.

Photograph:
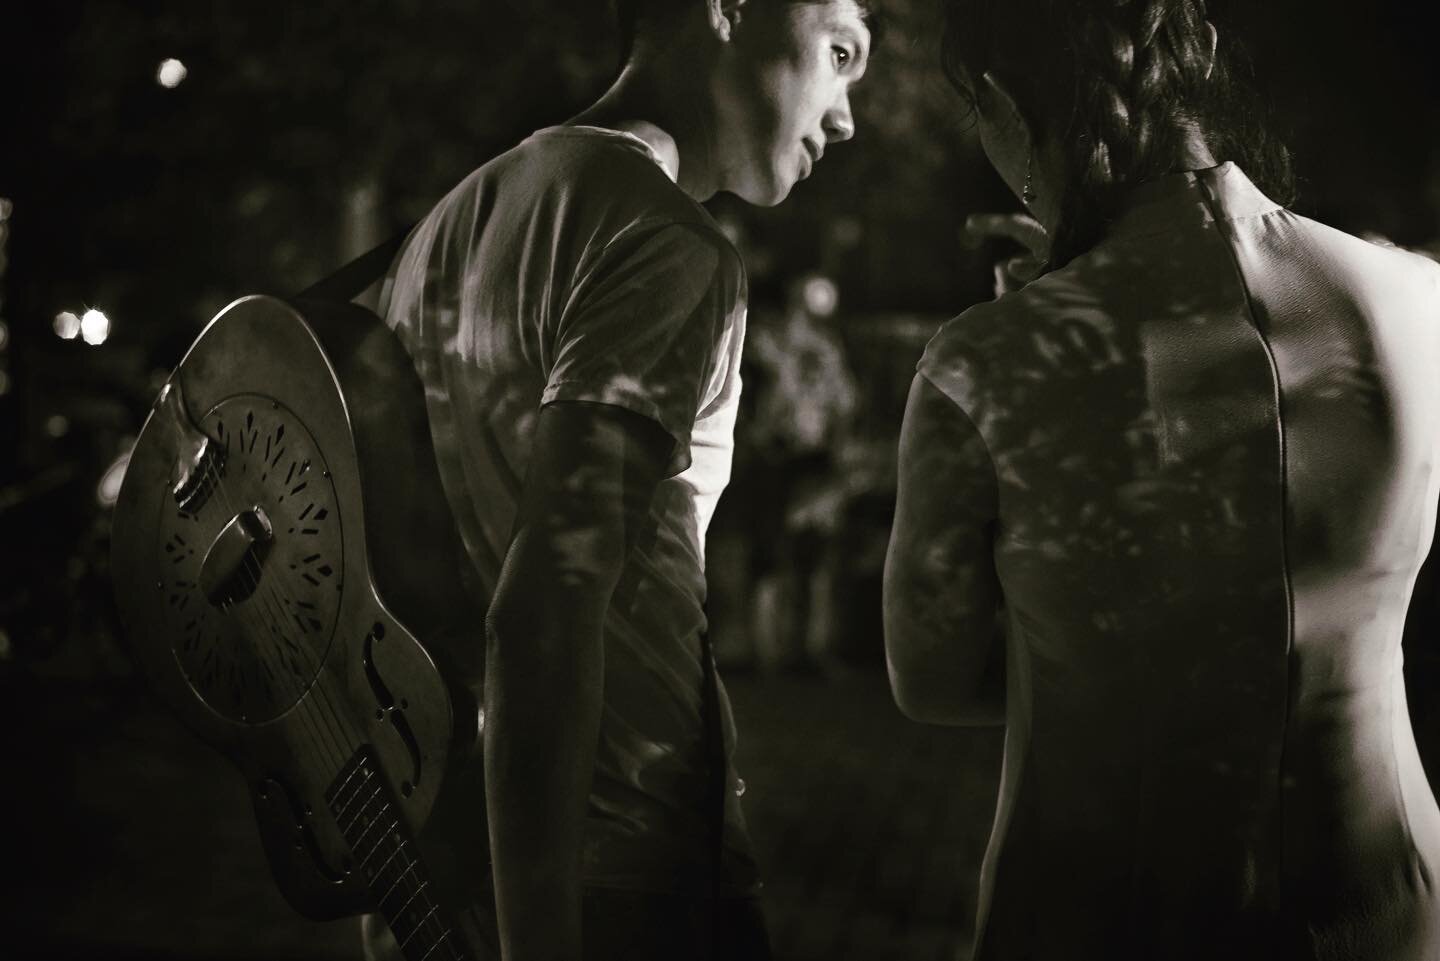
[{"x1": 543, "y1": 218, "x2": 744, "y2": 477}]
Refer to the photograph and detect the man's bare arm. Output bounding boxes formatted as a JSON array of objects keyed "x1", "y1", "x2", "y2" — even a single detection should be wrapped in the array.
[{"x1": 483, "y1": 401, "x2": 670, "y2": 961}]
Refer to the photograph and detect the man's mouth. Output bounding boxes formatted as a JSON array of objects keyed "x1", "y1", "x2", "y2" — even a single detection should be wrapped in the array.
[{"x1": 798, "y1": 140, "x2": 823, "y2": 181}]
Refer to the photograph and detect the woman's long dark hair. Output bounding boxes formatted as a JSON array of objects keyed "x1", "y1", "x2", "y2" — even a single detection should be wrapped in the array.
[{"x1": 942, "y1": 0, "x2": 1295, "y2": 267}]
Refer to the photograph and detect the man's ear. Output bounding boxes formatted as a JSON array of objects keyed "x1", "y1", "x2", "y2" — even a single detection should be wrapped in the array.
[{"x1": 707, "y1": 0, "x2": 745, "y2": 42}]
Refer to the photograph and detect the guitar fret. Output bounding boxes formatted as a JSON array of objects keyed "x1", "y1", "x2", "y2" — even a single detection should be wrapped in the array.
[
  {"x1": 327, "y1": 757, "x2": 369, "y2": 808},
  {"x1": 322, "y1": 749, "x2": 471, "y2": 960},
  {"x1": 352, "y1": 806, "x2": 398, "y2": 852},
  {"x1": 334, "y1": 768, "x2": 379, "y2": 826},
  {"x1": 379, "y1": 856, "x2": 421, "y2": 904},
  {"x1": 418, "y1": 930, "x2": 453, "y2": 961},
  {"x1": 329, "y1": 758, "x2": 374, "y2": 809},
  {"x1": 398, "y1": 904, "x2": 441, "y2": 950},
  {"x1": 402, "y1": 901, "x2": 450, "y2": 951},
  {"x1": 365, "y1": 831, "x2": 408, "y2": 875},
  {"x1": 342, "y1": 782, "x2": 387, "y2": 838},
  {"x1": 351, "y1": 775, "x2": 390, "y2": 835},
  {"x1": 396, "y1": 879, "x2": 431, "y2": 919}
]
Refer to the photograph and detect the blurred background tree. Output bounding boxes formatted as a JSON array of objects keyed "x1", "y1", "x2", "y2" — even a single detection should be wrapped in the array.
[
  {"x1": 1, "y1": 5, "x2": 1437, "y2": 955},
  {"x1": 9, "y1": 0, "x2": 1435, "y2": 395},
  {"x1": 1, "y1": 0, "x2": 1436, "y2": 667}
]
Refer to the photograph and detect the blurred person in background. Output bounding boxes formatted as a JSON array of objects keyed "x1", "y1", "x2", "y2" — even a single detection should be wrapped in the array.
[
  {"x1": 882, "y1": 1, "x2": 1440, "y2": 959},
  {"x1": 747, "y1": 271, "x2": 859, "y2": 674},
  {"x1": 371, "y1": 0, "x2": 874, "y2": 958}
]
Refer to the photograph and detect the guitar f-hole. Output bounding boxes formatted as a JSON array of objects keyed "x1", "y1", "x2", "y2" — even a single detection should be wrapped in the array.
[{"x1": 364, "y1": 623, "x2": 424, "y2": 796}]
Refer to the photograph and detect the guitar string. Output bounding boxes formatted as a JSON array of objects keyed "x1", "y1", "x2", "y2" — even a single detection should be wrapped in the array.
[
  {"x1": 240, "y1": 549, "x2": 355, "y2": 771},
  {"x1": 236, "y1": 449, "x2": 449, "y2": 847},
  {"x1": 201, "y1": 414, "x2": 406, "y2": 800},
  {"x1": 231, "y1": 513, "x2": 394, "y2": 861},
  {"x1": 247, "y1": 567, "x2": 401, "y2": 826},
  {"x1": 323, "y1": 716, "x2": 451, "y2": 945},
  {"x1": 193, "y1": 416, "x2": 455, "y2": 954},
  {"x1": 197, "y1": 430, "x2": 355, "y2": 772},
  {"x1": 191, "y1": 428, "x2": 377, "y2": 842},
  {"x1": 199, "y1": 422, "x2": 355, "y2": 754},
  {"x1": 202, "y1": 428, "x2": 447, "y2": 948},
  {"x1": 272, "y1": 576, "x2": 456, "y2": 951},
  {"x1": 333, "y1": 754, "x2": 453, "y2": 949},
  {"x1": 196, "y1": 457, "x2": 374, "y2": 862}
]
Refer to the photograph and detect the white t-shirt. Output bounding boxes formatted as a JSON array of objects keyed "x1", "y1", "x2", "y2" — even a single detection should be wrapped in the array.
[{"x1": 379, "y1": 125, "x2": 756, "y2": 894}]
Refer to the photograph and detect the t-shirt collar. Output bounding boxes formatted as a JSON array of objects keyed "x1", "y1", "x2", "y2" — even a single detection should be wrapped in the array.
[{"x1": 530, "y1": 124, "x2": 678, "y2": 183}]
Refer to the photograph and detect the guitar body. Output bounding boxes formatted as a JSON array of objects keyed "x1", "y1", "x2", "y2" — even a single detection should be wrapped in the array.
[{"x1": 112, "y1": 296, "x2": 490, "y2": 957}]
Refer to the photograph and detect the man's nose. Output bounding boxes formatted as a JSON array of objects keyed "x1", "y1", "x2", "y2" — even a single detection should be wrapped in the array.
[{"x1": 823, "y1": 91, "x2": 855, "y2": 143}]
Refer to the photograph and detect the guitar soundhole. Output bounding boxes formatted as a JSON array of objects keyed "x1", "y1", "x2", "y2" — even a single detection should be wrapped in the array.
[{"x1": 156, "y1": 395, "x2": 344, "y2": 724}]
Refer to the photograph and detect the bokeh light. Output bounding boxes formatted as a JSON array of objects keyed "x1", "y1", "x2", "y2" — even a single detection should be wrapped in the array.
[
  {"x1": 54, "y1": 311, "x2": 81, "y2": 339},
  {"x1": 80, "y1": 308, "x2": 111, "y2": 345},
  {"x1": 157, "y1": 58, "x2": 188, "y2": 89},
  {"x1": 802, "y1": 275, "x2": 840, "y2": 318}
]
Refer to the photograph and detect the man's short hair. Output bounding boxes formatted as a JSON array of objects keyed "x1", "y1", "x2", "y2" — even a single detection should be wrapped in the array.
[{"x1": 612, "y1": 0, "x2": 881, "y2": 62}]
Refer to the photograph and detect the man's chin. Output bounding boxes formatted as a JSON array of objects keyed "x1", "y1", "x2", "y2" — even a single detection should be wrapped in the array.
[{"x1": 734, "y1": 173, "x2": 794, "y2": 208}]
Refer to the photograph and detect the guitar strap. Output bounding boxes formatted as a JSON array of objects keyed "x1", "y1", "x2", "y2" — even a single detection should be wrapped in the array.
[{"x1": 296, "y1": 226, "x2": 414, "y2": 304}]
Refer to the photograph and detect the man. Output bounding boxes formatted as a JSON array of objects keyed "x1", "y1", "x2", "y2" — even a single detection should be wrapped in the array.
[{"x1": 372, "y1": 1, "x2": 873, "y2": 957}]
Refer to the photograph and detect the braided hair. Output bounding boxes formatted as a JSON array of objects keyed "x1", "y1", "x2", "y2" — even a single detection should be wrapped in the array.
[{"x1": 943, "y1": 0, "x2": 1294, "y2": 267}]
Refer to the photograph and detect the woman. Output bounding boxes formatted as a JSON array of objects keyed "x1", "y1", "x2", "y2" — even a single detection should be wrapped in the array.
[{"x1": 882, "y1": 2, "x2": 1440, "y2": 959}]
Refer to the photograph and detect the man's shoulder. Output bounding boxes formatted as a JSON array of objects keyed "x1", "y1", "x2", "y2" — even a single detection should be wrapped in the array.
[
  {"x1": 397, "y1": 127, "x2": 744, "y2": 315},
  {"x1": 453, "y1": 127, "x2": 711, "y2": 229}
]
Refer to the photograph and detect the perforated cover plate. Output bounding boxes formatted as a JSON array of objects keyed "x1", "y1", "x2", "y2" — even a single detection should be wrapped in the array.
[{"x1": 155, "y1": 395, "x2": 345, "y2": 724}]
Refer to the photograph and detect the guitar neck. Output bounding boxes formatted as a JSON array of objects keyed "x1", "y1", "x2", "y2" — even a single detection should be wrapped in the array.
[{"x1": 327, "y1": 749, "x2": 472, "y2": 961}]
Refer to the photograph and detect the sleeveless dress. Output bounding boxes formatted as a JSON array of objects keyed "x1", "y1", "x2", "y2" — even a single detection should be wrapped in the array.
[{"x1": 918, "y1": 163, "x2": 1440, "y2": 960}]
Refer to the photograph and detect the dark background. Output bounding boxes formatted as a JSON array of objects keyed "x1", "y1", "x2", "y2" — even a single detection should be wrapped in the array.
[{"x1": 2, "y1": 1, "x2": 1437, "y2": 958}]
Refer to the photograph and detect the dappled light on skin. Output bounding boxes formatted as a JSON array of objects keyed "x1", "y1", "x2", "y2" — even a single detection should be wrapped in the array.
[
  {"x1": 885, "y1": 462, "x2": 1004, "y2": 722},
  {"x1": 881, "y1": 165, "x2": 1440, "y2": 961},
  {"x1": 890, "y1": 165, "x2": 1440, "y2": 958},
  {"x1": 376, "y1": 124, "x2": 759, "y2": 925},
  {"x1": 939, "y1": 220, "x2": 1291, "y2": 640}
]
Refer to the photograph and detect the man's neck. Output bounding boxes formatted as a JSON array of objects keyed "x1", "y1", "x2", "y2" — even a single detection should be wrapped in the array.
[{"x1": 569, "y1": 58, "x2": 721, "y2": 202}]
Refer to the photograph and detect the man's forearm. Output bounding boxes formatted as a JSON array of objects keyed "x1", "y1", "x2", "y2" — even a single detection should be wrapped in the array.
[
  {"x1": 479, "y1": 400, "x2": 669, "y2": 959},
  {"x1": 484, "y1": 606, "x2": 606, "y2": 961}
]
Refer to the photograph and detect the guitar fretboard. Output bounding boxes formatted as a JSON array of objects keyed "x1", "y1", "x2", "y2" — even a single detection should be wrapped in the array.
[{"x1": 327, "y1": 749, "x2": 470, "y2": 961}]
